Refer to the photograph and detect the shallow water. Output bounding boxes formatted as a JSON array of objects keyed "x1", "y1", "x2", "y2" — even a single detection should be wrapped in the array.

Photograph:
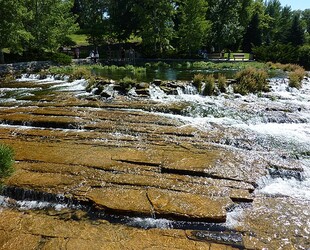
[{"x1": 1, "y1": 73, "x2": 310, "y2": 249}]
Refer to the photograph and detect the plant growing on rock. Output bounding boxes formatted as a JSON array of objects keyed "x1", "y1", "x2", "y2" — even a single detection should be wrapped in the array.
[
  {"x1": 203, "y1": 75, "x2": 215, "y2": 96},
  {"x1": 234, "y1": 67, "x2": 268, "y2": 95},
  {"x1": 69, "y1": 67, "x2": 92, "y2": 81},
  {"x1": 119, "y1": 77, "x2": 136, "y2": 93},
  {"x1": 0, "y1": 144, "x2": 14, "y2": 180},
  {"x1": 288, "y1": 68, "x2": 306, "y2": 89},
  {"x1": 217, "y1": 74, "x2": 227, "y2": 93},
  {"x1": 193, "y1": 74, "x2": 204, "y2": 93},
  {"x1": 2, "y1": 73, "x2": 15, "y2": 84}
]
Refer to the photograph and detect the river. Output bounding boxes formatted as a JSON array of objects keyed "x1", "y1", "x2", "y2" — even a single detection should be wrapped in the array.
[{"x1": 0, "y1": 73, "x2": 309, "y2": 249}]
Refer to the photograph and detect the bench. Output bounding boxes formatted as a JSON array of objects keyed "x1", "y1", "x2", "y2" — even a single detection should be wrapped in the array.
[
  {"x1": 208, "y1": 53, "x2": 222, "y2": 60},
  {"x1": 233, "y1": 54, "x2": 245, "y2": 61}
]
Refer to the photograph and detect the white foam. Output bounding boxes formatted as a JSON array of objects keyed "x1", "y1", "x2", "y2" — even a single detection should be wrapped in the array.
[
  {"x1": 0, "y1": 196, "x2": 68, "y2": 211},
  {"x1": 49, "y1": 79, "x2": 87, "y2": 91},
  {"x1": 256, "y1": 160, "x2": 310, "y2": 200},
  {"x1": 225, "y1": 206, "x2": 245, "y2": 229},
  {"x1": 239, "y1": 123, "x2": 310, "y2": 146},
  {"x1": 127, "y1": 217, "x2": 173, "y2": 229}
]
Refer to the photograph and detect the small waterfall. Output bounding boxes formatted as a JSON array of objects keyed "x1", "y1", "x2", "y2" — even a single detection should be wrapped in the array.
[
  {"x1": 256, "y1": 160, "x2": 310, "y2": 200},
  {"x1": 149, "y1": 85, "x2": 169, "y2": 101}
]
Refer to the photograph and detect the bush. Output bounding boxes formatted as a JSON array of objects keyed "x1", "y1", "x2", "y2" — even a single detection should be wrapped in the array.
[
  {"x1": 298, "y1": 45, "x2": 310, "y2": 70},
  {"x1": 69, "y1": 67, "x2": 92, "y2": 81},
  {"x1": 203, "y1": 75, "x2": 215, "y2": 96},
  {"x1": 2, "y1": 73, "x2": 15, "y2": 84},
  {"x1": 266, "y1": 62, "x2": 303, "y2": 72},
  {"x1": 234, "y1": 67, "x2": 269, "y2": 95},
  {"x1": 119, "y1": 77, "x2": 136, "y2": 93},
  {"x1": 253, "y1": 44, "x2": 299, "y2": 64},
  {"x1": 288, "y1": 68, "x2": 306, "y2": 89},
  {"x1": 192, "y1": 61, "x2": 211, "y2": 69},
  {"x1": 192, "y1": 74, "x2": 204, "y2": 93},
  {"x1": 0, "y1": 144, "x2": 14, "y2": 180},
  {"x1": 217, "y1": 74, "x2": 227, "y2": 93},
  {"x1": 49, "y1": 52, "x2": 72, "y2": 65}
]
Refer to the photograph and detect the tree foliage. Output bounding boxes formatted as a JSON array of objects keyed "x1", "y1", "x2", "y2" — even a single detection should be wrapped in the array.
[
  {"x1": 286, "y1": 14, "x2": 305, "y2": 46},
  {"x1": 242, "y1": 12, "x2": 262, "y2": 52},
  {"x1": 0, "y1": 0, "x2": 31, "y2": 62},
  {"x1": 207, "y1": 0, "x2": 244, "y2": 51},
  {"x1": 133, "y1": 0, "x2": 175, "y2": 56},
  {"x1": 108, "y1": 0, "x2": 138, "y2": 42},
  {"x1": 74, "y1": 0, "x2": 108, "y2": 46},
  {"x1": 23, "y1": 0, "x2": 77, "y2": 52},
  {"x1": 0, "y1": 0, "x2": 309, "y2": 60},
  {"x1": 177, "y1": 0, "x2": 210, "y2": 54}
]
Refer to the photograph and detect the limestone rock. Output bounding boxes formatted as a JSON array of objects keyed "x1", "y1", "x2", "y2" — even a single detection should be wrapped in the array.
[{"x1": 147, "y1": 189, "x2": 233, "y2": 222}]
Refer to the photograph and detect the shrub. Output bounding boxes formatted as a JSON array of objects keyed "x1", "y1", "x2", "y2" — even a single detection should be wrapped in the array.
[
  {"x1": 2, "y1": 73, "x2": 15, "y2": 84},
  {"x1": 203, "y1": 75, "x2": 215, "y2": 96},
  {"x1": 183, "y1": 62, "x2": 192, "y2": 68},
  {"x1": 50, "y1": 52, "x2": 72, "y2": 65},
  {"x1": 119, "y1": 77, "x2": 136, "y2": 93},
  {"x1": 234, "y1": 67, "x2": 269, "y2": 95},
  {"x1": 0, "y1": 144, "x2": 14, "y2": 180},
  {"x1": 253, "y1": 44, "x2": 299, "y2": 64},
  {"x1": 192, "y1": 61, "x2": 214, "y2": 69},
  {"x1": 288, "y1": 68, "x2": 306, "y2": 89},
  {"x1": 69, "y1": 67, "x2": 92, "y2": 81},
  {"x1": 192, "y1": 74, "x2": 204, "y2": 93},
  {"x1": 298, "y1": 45, "x2": 310, "y2": 70},
  {"x1": 217, "y1": 74, "x2": 227, "y2": 93}
]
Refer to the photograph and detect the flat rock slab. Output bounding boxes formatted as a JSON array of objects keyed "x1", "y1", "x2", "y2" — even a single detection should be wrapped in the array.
[
  {"x1": 147, "y1": 189, "x2": 232, "y2": 222},
  {"x1": 87, "y1": 187, "x2": 153, "y2": 215},
  {"x1": 0, "y1": 209, "x2": 216, "y2": 250}
]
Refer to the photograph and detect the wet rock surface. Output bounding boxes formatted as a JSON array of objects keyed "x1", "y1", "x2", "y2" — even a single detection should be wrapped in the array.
[{"x1": 0, "y1": 75, "x2": 309, "y2": 249}]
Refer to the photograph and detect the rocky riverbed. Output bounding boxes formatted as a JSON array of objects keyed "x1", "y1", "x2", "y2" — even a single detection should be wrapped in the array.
[{"x1": 0, "y1": 74, "x2": 309, "y2": 249}]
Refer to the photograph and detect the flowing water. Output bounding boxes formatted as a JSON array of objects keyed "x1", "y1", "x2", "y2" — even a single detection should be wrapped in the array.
[{"x1": 0, "y1": 73, "x2": 310, "y2": 249}]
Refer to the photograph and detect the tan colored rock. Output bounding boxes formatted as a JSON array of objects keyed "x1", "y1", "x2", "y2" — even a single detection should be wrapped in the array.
[
  {"x1": 0, "y1": 232, "x2": 41, "y2": 250},
  {"x1": 147, "y1": 189, "x2": 233, "y2": 222},
  {"x1": 0, "y1": 209, "x2": 214, "y2": 250},
  {"x1": 86, "y1": 187, "x2": 153, "y2": 215}
]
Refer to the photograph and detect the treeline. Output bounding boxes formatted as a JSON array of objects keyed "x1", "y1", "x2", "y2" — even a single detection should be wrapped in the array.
[{"x1": 0, "y1": 0, "x2": 309, "y2": 66}]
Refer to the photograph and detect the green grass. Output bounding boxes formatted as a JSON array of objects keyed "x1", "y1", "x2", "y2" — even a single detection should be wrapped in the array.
[
  {"x1": 69, "y1": 34, "x2": 89, "y2": 46},
  {"x1": 0, "y1": 144, "x2": 14, "y2": 180}
]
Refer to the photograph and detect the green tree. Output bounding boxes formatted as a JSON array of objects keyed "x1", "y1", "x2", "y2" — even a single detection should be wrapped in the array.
[
  {"x1": 207, "y1": 0, "x2": 244, "y2": 51},
  {"x1": 286, "y1": 14, "x2": 305, "y2": 46},
  {"x1": 0, "y1": 0, "x2": 31, "y2": 63},
  {"x1": 264, "y1": 0, "x2": 282, "y2": 43},
  {"x1": 107, "y1": 0, "x2": 138, "y2": 42},
  {"x1": 302, "y1": 9, "x2": 310, "y2": 44},
  {"x1": 79, "y1": 0, "x2": 109, "y2": 46},
  {"x1": 302, "y1": 9, "x2": 310, "y2": 33},
  {"x1": 133, "y1": 0, "x2": 175, "y2": 56},
  {"x1": 177, "y1": 0, "x2": 210, "y2": 54},
  {"x1": 238, "y1": 0, "x2": 253, "y2": 28},
  {"x1": 276, "y1": 6, "x2": 292, "y2": 43},
  {"x1": 24, "y1": 0, "x2": 77, "y2": 52},
  {"x1": 242, "y1": 12, "x2": 262, "y2": 52}
]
